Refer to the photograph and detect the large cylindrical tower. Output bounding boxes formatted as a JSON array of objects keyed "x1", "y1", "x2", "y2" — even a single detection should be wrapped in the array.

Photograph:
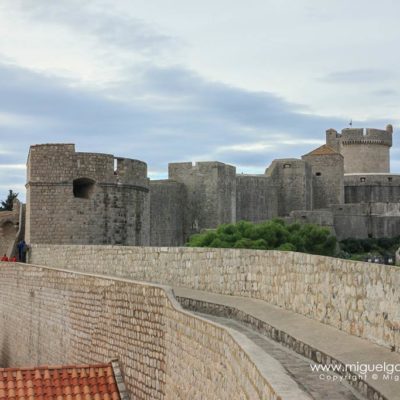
[
  {"x1": 326, "y1": 125, "x2": 393, "y2": 174},
  {"x1": 26, "y1": 144, "x2": 150, "y2": 245}
]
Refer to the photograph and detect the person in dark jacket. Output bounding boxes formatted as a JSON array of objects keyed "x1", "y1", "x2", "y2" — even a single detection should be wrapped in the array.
[{"x1": 17, "y1": 240, "x2": 27, "y2": 262}]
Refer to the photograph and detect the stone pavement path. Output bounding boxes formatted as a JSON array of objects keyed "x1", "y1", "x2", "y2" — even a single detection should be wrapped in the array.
[
  {"x1": 174, "y1": 287, "x2": 400, "y2": 400},
  {"x1": 197, "y1": 312, "x2": 364, "y2": 400}
]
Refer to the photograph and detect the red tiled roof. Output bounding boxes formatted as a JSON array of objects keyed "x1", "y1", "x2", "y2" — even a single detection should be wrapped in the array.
[{"x1": 0, "y1": 363, "x2": 121, "y2": 400}]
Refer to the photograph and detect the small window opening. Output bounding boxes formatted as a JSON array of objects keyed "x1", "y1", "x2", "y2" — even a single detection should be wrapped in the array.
[
  {"x1": 315, "y1": 172, "x2": 321, "y2": 176},
  {"x1": 283, "y1": 164, "x2": 291, "y2": 169},
  {"x1": 388, "y1": 177, "x2": 393, "y2": 182},
  {"x1": 73, "y1": 178, "x2": 95, "y2": 199},
  {"x1": 360, "y1": 177, "x2": 366, "y2": 182}
]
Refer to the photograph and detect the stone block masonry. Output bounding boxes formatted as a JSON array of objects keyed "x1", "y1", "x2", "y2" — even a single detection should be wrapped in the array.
[
  {"x1": 30, "y1": 245, "x2": 400, "y2": 354},
  {"x1": 0, "y1": 262, "x2": 309, "y2": 400},
  {"x1": 25, "y1": 125, "x2": 400, "y2": 246},
  {"x1": 25, "y1": 144, "x2": 150, "y2": 246}
]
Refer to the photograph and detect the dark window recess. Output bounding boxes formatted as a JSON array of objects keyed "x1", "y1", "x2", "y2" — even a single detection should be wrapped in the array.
[
  {"x1": 283, "y1": 164, "x2": 291, "y2": 169},
  {"x1": 73, "y1": 178, "x2": 96, "y2": 199},
  {"x1": 360, "y1": 177, "x2": 366, "y2": 182},
  {"x1": 388, "y1": 177, "x2": 393, "y2": 182},
  {"x1": 315, "y1": 172, "x2": 321, "y2": 176}
]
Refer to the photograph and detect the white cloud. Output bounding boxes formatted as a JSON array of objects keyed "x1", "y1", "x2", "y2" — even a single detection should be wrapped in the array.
[
  {"x1": 0, "y1": 164, "x2": 26, "y2": 170},
  {"x1": 0, "y1": 0, "x2": 399, "y2": 119},
  {"x1": 0, "y1": 0, "x2": 399, "y2": 201}
]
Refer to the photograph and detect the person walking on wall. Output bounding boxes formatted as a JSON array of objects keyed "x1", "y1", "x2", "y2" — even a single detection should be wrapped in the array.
[{"x1": 17, "y1": 239, "x2": 27, "y2": 263}]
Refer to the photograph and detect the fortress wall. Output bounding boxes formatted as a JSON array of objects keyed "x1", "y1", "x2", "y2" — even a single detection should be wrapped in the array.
[
  {"x1": 150, "y1": 180, "x2": 186, "y2": 246},
  {"x1": 235, "y1": 175, "x2": 278, "y2": 222},
  {"x1": 27, "y1": 144, "x2": 76, "y2": 182},
  {"x1": 0, "y1": 263, "x2": 291, "y2": 400},
  {"x1": 168, "y1": 162, "x2": 236, "y2": 236},
  {"x1": 285, "y1": 210, "x2": 335, "y2": 235},
  {"x1": 0, "y1": 219, "x2": 17, "y2": 256},
  {"x1": 266, "y1": 159, "x2": 312, "y2": 216},
  {"x1": 74, "y1": 152, "x2": 115, "y2": 182},
  {"x1": 0, "y1": 215, "x2": 18, "y2": 257},
  {"x1": 26, "y1": 144, "x2": 150, "y2": 246},
  {"x1": 341, "y1": 144, "x2": 390, "y2": 174},
  {"x1": 325, "y1": 127, "x2": 392, "y2": 174},
  {"x1": 27, "y1": 183, "x2": 150, "y2": 245},
  {"x1": 115, "y1": 158, "x2": 148, "y2": 183},
  {"x1": 0, "y1": 201, "x2": 23, "y2": 257},
  {"x1": 344, "y1": 174, "x2": 400, "y2": 203},
  {"x1": 331, "y1": 203, "x2": 400, "y2": 239},
  {"x1": 332, "y1": 204, "x2": 371, "y2": 239},
  {"x1": 30, "y1": 245, "x2": 400, "y2": 353},
  {"x1": 301, "y1": 153, "x2": 344, "y2": 208}
]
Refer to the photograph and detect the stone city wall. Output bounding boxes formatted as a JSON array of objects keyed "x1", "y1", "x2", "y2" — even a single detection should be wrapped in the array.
[
  {"x1": 26, "y1": 144, "x2": 150, "y2": 246},
  {"x1": 265, "y1": 159, "x2": 312, "y2": 216},
  {"x1": 0, "y1": 200, "x2": 24, "y2": 257},
  {"x1": 150, "y1": 180, "x2": 186, "y2": 246},
  {"x1": 0, "y1": 262, "x2": 304, "y2": 400},
  {"x1": 302, "y1": 152, "x2": 344, "y2": 209},
  {"x1": 0, "y1": 212, "x2": 18, "y2": 256},
  {"x1": 344, "y1": 174, "x2": 400, "y2": 203},
  {"x1": 30, "y1": 245, "x2": 400, "y2": 353},
  {"x1": 235, "y1": 175, "x2": 278, "y2": 223},
  {"x1": 331, "y1": 203, "x2": 400, "y2": 239},
  {"x1": 326, "y1": 127, "x2": 392, "y2": 174}
]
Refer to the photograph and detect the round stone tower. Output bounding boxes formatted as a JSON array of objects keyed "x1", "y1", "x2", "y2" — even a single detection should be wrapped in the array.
[
  {"x1": 326, "y1": 125, "x2": 393, "y2": 173},
  {"x1": 26, "y1": 144, "x2": 150, "y2": 246}
]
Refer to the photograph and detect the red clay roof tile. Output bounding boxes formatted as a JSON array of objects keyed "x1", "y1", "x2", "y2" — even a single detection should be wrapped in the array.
[{"x1": 0, "y1": 364, "x2": 121, "y2": 400}]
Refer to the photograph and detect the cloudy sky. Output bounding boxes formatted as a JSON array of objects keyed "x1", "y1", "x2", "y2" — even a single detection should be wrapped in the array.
[{"x1": 0, "y1": 0, "x2": 399, "y2": 202}]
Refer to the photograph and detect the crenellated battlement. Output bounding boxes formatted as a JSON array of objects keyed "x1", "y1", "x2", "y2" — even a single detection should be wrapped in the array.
[
  {"x1": 327, "y1": 127, "x2": 392, "y2": 146},
  {"x1": 27, "y1": 144, "x2": 148, "y2": 186},
  {"x1": 325, "y1": 125, "x2": 393, "y2": 173},
  {"x1": 25, "y1": 144, "x2": 150, "y2": 246},
  {"x1": 22, "y1": 123, "x2": 398, "y2": 248},
  {"x1": 168, "y1": 161, "x2": 235, "y2": 175},
  {"x1": 340, "y1": 127, "x2": 392, "y2": 146}
]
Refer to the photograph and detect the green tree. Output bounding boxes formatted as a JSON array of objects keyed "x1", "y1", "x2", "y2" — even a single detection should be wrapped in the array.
[
  {"x1": 0, "y1": 190, "x2": 18, "y2": 211},
  {"x1": 186, "y1": 219, "x2": 337, "y2": 256}
]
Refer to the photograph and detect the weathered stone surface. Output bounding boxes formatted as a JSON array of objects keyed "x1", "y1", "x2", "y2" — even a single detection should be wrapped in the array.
[
  {"x1": 0, "y1": 262, "x2": 305, "y2": 400},
  {"x1": 23, "y1": 125, "x2": 400, "y2": 246},
  {"x1": 26, "y1": 144, "x2": 150, "y2": 246},
  {"x1": 0, "y1": 199, "x2": 24, "y2": 257},
  {"x1": 326, "y1": 127, "x2": 392, "y2": 174},
  {"x1": 30, "y1": 245, "x2": 400, "y2": 353}
]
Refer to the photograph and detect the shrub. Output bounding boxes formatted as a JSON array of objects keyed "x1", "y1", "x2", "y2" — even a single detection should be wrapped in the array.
[{"x1": 186, "y1": 220, "x2": 337, "y2": 256}]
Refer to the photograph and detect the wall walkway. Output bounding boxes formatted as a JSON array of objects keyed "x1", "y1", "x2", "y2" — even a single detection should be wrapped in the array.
[
  {"x1": 0, "y1": 262, "x2": 309, "y2": 400},
  {"x1": 30, "y1": 245, "x2": 400, "y2": 353}
]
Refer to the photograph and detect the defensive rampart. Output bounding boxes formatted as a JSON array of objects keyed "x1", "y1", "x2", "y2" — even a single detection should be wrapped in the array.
[
  {"x1": 26, "y1": 144, "x2": 150, "y2": 246},
  {"x1": 0, "y1": 200, "x2": 24, "y2": 257},
  {"x1": 30, "y1": 246, "x2": 400, "y2": 353},
  {"x1": 0, "y1": 262, "x2": 306, "y2": 400},
  {"x1": 326, "y1": 127, "x2": 392, "y2": 174}
]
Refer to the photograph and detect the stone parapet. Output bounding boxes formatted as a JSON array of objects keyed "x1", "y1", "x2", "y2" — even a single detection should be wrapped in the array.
[
  {"x1": 30, "y1": 245, "x2": 400, "y2": 354},
  {"x1": 0, "y1": 262, "x2": 308, "y2": 400}
]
